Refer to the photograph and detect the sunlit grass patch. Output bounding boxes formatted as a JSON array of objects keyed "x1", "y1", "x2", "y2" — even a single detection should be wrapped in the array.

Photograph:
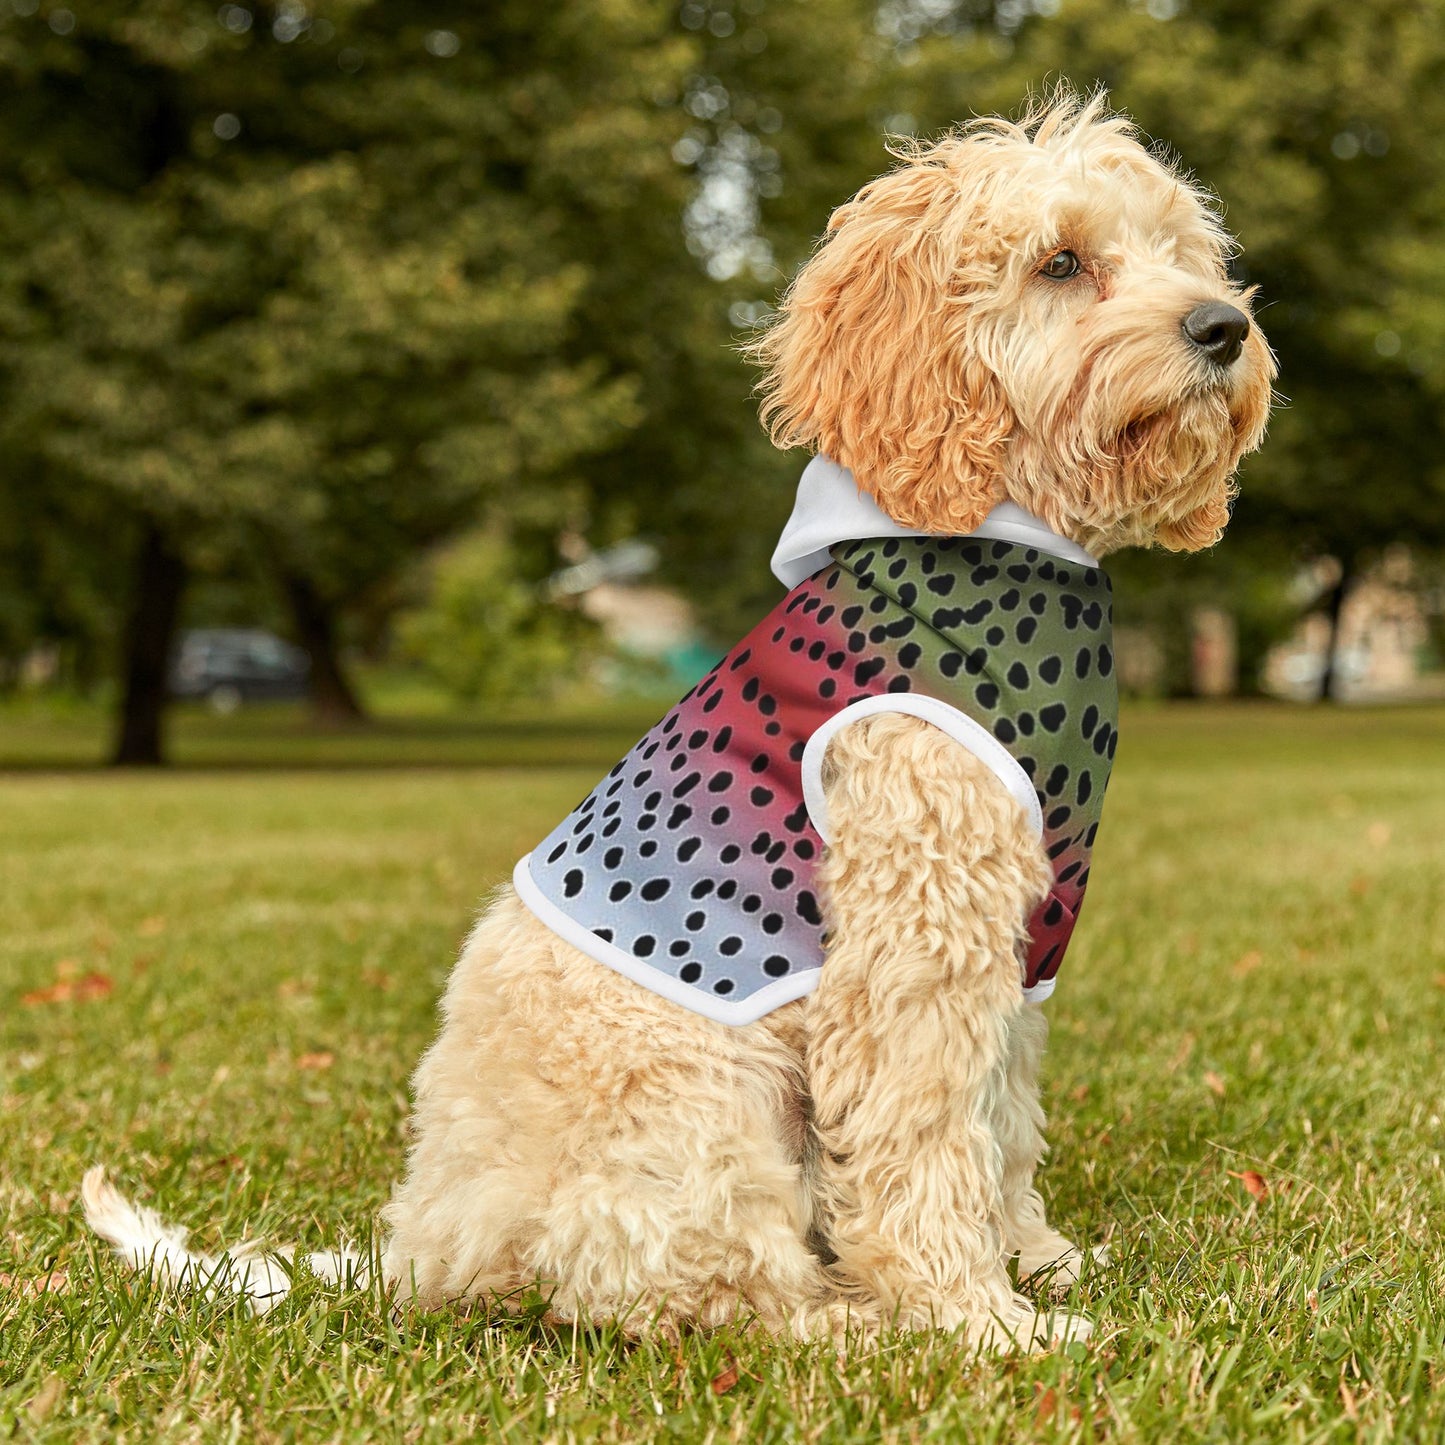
[{"x1": 2, "y1": 703, "x2": 1443, "y2": 1441}]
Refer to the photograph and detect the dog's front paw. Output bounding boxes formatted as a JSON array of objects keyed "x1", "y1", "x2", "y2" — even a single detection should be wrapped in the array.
[
  {"x1": 1018, "y1": 1240, "x2": 1110, "y2": 1293},
  {"x1": 972, "y1": 1294, "x2": 1093, "y2": 1353},
  {"x1": 1030, "y1": 1306, "x2": 1093, "y2": 1349}
]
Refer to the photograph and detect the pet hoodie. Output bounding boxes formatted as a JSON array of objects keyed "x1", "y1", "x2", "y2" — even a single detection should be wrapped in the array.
[{"x1": 514, "y1": 457, "x2": 1119, "y2": 1026}]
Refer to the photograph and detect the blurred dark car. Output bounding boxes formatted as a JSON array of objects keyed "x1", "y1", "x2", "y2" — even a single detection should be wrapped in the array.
[{"x1": 169, "y1": 629, "x2": 310, "y2": 712}]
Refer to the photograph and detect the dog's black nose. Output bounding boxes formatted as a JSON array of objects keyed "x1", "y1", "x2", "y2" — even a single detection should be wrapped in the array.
[{"x1": 1182, "y1": 302, "x2": 1250, "y2": 367}]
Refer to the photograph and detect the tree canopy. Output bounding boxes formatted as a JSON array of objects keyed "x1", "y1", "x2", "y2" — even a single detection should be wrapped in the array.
[
  {"x1": 1, "y1": 0, "x2": 1441, "y2": 751},
  {"x1": 0, "y1": 1, "x2": 722, "y2": 752}
]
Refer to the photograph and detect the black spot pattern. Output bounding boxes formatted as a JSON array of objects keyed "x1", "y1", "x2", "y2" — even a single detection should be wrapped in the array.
[{"x1": 524, "y1": 535, "x2": 1116, "y2": 1013}]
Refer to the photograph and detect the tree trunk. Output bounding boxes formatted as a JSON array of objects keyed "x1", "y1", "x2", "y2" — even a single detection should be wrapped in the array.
[
  {"x1": 1317, "y1": 557, "x2": 1354, "y2": 703},
  {"x1": 112, "y1": 524, "x2": 187, "y2": 766},
  {"x1": 281, "y1": 571, "x2": 366, "y2": 725}
]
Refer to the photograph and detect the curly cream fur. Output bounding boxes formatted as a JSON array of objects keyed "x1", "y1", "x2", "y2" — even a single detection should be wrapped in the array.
[
  {"x1": 85, "y1": 89, "x2": 1272, "y2": 1354},
  {"x1": 380, "y1": 892, "x2": 829, "y2": 1336},
  {"x1": 377, "y1": 88, "x2": 1274, "y2": 1348},
  {"x1": 804, "y1": 713, "x2": 1083, "y2": 1342},
  {"x1": 749, "y1": 89, "x2": 1274, "y2": 555},
  {"x1": 382, "y1": 717, "x2": 1087, "y2": 1350}
]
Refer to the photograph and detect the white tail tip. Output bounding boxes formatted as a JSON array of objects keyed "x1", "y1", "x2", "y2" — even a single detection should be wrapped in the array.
[{"x1": 81, "y1": 1166, "x2": 368, "y2": 1315}]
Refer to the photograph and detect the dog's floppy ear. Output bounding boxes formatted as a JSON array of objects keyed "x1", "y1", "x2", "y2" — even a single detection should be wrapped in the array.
[{"x1": 750, "y1": 150, "x2": 1013, "y2": 534}]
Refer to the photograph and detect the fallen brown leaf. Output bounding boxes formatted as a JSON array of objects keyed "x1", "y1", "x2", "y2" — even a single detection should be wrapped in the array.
[
  {"x1": 295, "y1": 1051, "x2": 334, "y2": 1071},
  {"x1": 0, "y1": 1268, "x2": 70, "y2": 1299},
  {"x1": 1232, "y1": 950, "x2": 1263, "y2": 977},
  {"x1": 1433, "y1": 974, "x2": 1445, "y2": 991},
  {"x1": 1228, "y1": 1169, "x2": 1268, "y2": 1201},
  {"x1": 1204, "y1": 1070, "x2": 1227, "y2": 1098},
  {"x1": 21, "y1": 983, "x2": 68, "y2": 1006},
  {"x1": 1070, "y1": 1083, "x2": 1090, "y2": 1103},
  {"x1": 361, "y1": 969, "x2": 394, "y2": 992},
  {"x1": 711, "y1": 1357, "x2": 740, "y2": 1396},
  {"x1": 21, "y1": 972, "x2": 114, "y2": 1007},
  {"x1": 1348, "y1": 875, "x2": 1372, "y2": 898},
  {"x1": 1034, "y1": 1385, "x2": 1058, "y2": 1425}
]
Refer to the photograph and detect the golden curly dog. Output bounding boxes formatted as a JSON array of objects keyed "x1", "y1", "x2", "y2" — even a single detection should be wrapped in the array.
[{"x1": 85, "y1": 92, "x2": 1273, "y2": 1351}]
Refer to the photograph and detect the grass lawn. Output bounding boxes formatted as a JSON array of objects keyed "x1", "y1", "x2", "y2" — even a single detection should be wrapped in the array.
[{"x1": 2, "y1": 701, "x2": 1443, "y2": 1442}]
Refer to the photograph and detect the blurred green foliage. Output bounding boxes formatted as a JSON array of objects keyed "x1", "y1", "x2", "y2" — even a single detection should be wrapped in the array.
[
  {"x1": 395, "y1": 531, "x2": 596, "y2": 705},
  {"x1": 2, "y1": 1, "x2": 1444, "y2": 746},
  {"x1": 0, "y1": 2, "x2": 679, "y2": 640},
  {"x1": 0, "y1": 0, "x2": 887, "y2": 737}
]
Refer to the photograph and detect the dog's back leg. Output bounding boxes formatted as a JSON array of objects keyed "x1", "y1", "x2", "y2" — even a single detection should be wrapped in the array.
[{"x1": 383, "y1": 890, "x2": 833, "y2": 1336}]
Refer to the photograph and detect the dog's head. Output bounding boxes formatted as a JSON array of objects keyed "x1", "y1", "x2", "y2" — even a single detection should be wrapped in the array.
[{"x1": 752, "y1": 90, "x2": 1275, "y2": 555}]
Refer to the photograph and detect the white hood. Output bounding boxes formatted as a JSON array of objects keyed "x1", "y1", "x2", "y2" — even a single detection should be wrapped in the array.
[{"x1": 770, "y1": 456, "x2": 1097, "y2": 589}]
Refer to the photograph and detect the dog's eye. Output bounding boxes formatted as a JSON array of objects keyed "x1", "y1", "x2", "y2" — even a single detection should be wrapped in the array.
[{"x1": 1040, "y1": 250, "x2": 1081, "y2": 280}]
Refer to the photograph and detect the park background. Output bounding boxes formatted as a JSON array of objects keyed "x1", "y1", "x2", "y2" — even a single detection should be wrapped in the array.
[
  {"x1": 2, "y1": 2, "x2": 1444, "y2": 1442},
  {"x1": 2, "y1": 0, "x2": 1445, "y2": 753}
]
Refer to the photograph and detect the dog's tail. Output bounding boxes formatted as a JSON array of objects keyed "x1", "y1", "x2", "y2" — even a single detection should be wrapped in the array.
[{"x1": 81, "y1": 1165, "x2": 368, "y2": 1315}]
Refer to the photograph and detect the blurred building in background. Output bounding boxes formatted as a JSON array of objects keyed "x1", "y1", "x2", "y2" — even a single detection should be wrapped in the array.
[
  {"x1": 1262, "y1": 549, "x2": 1440, "y2": 702},
  {"x1": 548, "y1": 540, "x2": 717, "y2": 689}
]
